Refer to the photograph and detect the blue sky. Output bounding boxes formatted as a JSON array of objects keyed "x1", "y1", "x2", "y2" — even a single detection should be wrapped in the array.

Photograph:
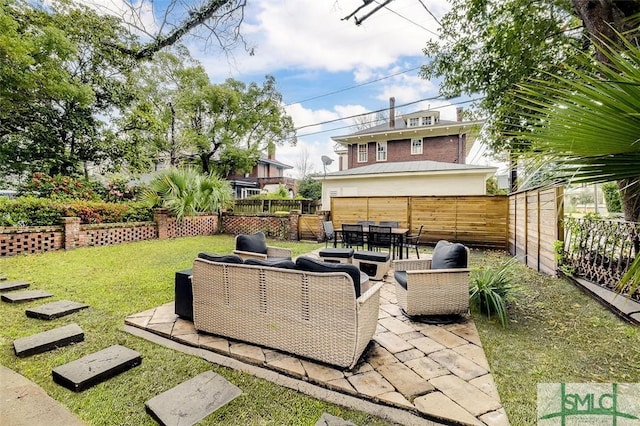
[
  {"x1": 90, "y1": 0, "x2": 494, "y2": 176},
  {"x1": 184, "y1": 0, "x2": 480, "y2": 177}
]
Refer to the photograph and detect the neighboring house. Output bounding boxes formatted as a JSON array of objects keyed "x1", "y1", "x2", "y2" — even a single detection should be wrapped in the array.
[
  {"x1": 321, "y1": 99, "x2": 496, "y2": 210},
  {"x1": 226, "y1": 149, "x2": 295, "y2": 199}
]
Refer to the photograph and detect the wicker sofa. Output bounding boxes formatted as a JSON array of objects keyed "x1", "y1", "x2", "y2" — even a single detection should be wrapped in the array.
[{"x1": 191, "y1": 255, "x2": 383, "y2": 369}]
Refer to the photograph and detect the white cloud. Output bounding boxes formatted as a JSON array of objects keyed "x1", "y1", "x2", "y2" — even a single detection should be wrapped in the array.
[{"x1": 194, "y1": 0, "x2": 449, "y2": 79}]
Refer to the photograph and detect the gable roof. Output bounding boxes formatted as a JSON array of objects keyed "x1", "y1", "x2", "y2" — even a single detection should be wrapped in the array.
[
  {"x1": 322, "y1": 160, "x2": 496, "y2": 179},
  {"x1": 258, "y1": 154, "x2": 293, "y2": 170}
]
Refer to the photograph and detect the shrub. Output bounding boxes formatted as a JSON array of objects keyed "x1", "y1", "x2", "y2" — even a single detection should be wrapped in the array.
[
  {"x1": 297, "y1": 175, "x2": 322, "y2": 200},
  {"x1": 469, "y1": 259, "x2": 519, "y2": 327},
  {"x1": 144, "y1": 168, "x2": 233, "y2": 219},
  {"x1": 0, "y1": 197, "x2": 154, "y2": 226},
  {"x1": 18, "y1": 173, "x2": 100, "y2": 201},
  {"x1": 0, "y1": 197, "x2": 64, "y2": 226},
  {"x1": 601, "y1": 182, "x2": 622, "y2": 213}
]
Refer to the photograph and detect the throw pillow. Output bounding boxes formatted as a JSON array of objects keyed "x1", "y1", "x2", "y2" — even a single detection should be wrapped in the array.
[
  {"x1": 244, "y1": 257, "x2": 297, "y2": 269},
  {"x1": 431, "y1": 240, "x2": 468, "y2": 269},
  {"x1": 235, "y1": 232, "x2": 268, "y2": 254},
  {"x1": 295, "y1": 256, "x2": 362, "y2": 297},
  {"x1": 197, "y1": 253, "x2": 244, "y2": 264}
]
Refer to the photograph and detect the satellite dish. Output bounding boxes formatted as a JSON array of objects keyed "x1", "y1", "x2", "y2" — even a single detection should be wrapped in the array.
[{"x1": 320, "y1": 155, "x2": 334, "y2": 177}]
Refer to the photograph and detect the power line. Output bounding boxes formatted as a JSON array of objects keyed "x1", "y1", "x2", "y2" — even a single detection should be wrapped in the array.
[
  {"x1": 375, "y1": 0, "x2": 439, "y2": 37},
  {"x1": 284, "y1": 66, "x2": 422, "y2": 106},
  {"x1": 294, "y1": 95, "x2": 443, "y2": 131},
  {"x1": 416, "y1": 0, "x2": 442, "y2": 27},
  {"x1": 294, "y1": 97, "x2": 484, "y2": 139}
]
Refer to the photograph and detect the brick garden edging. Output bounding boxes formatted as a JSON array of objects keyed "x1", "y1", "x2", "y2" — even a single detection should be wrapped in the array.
[
  {"x1": 0, "y1": 209, "x2": 312, "y2": 257},
  {"x1": 0, "y1": 210, "x2": 219, "y2": 257}
]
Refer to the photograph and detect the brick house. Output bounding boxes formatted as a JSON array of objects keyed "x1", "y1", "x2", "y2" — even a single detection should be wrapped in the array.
[
  {"x1": 226, "y1": 149, "x2": 295, "y2": 199},
  {"x1": 320, "y1": 99, "x2": 496, "y2": 210}
]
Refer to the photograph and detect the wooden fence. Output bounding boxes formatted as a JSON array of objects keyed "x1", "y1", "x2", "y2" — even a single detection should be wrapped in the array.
[
  {"x1": 232, "y1": 199, "x2": 321, "y2": 215},
  {"x1": 330, "y1": 195, "x2": 509, "y2": 249},
  {"x1": 508, "y1": 186, "x2": 564, "y2": 275}
]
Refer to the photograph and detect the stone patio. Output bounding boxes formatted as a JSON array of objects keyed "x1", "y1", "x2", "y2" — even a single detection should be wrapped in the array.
[{"x1": 125, "y1": 254, "x2": 509, "y2": 426}]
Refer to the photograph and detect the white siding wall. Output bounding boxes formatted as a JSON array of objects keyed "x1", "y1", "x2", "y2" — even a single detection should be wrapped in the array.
[{"x1": 320, "y1": 173, "x2": 489, "y2": 211}]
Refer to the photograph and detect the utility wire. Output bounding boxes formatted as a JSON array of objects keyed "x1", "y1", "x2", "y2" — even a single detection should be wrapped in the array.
[
  {"x1": 416, "y1": 0, "x2": 442, "y2": 27},
  {"x1": 294, "y1": 97, "x2": 484, "y2": 138},
  {"x1": 375, "y1": 0, "x2": 439, "y2": 37},
  {"x1": 294, "y1": 95, "x2": 444, "y2": 131},
  {"x1": 284, "y1": 66, "x2": 421, "y2": 106}
]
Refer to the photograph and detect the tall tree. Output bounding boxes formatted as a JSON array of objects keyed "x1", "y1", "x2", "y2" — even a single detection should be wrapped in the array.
[
  {"x1": 421, "y1": 0, "x2": 640, "y2": 219},
  {"x1": 177, "y1": 74, "x2": 296, "y2": 176},
  {"x1": 0, "y1": 0, "x2": 139, "y2": 178},
  {"x1": 512, "y1": 34, "x2": 640, "y2": 290},
  {"x1": 119, "y1": 48, "x2": 200, "y2": 170}
]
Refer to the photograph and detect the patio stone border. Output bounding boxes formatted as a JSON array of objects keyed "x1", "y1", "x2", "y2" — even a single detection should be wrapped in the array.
[{"x1": 125, "y1": 259, "x2": 508, "y2": 426}]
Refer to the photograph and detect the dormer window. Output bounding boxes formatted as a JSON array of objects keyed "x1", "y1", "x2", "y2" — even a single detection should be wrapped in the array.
[
  {"x1": 408, "y1": 117, "x2": 419, "y2": 127},
  {"x1": 421, "y1": 116, "x2": 432, "y2": 126}
]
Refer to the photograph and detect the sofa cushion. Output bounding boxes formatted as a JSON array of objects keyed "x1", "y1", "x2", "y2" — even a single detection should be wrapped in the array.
[
  {"x1": 244, "y1": 257, "x2": 297, "y2": 269},
  {"x1": 431, "y1": 240, "x2": 468, "y2": 269},
  {"x1": 394, "y1": 271, "x2": 408, "y2": 290},
  {"x1": 236, "y1": 231, "x2": 268, "y2": 254},
  {"x1": 197, "y1": 253, "x2": 244, "y2": 264},
  {"x1": 295, "y1": 256, "x2": 362, "y2": 297}
]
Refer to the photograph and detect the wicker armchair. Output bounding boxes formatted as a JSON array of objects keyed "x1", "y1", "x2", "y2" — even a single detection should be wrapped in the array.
[
  {"x1": 233, "y1": 231, "x2": 292, "y2": 261},
  {"x1": 392, "y1": 241, "x2": 470, "y2": 317}
]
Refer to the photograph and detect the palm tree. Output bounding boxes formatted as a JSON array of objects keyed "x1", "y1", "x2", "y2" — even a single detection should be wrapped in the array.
[
  {"x1": 144, "y1": 167, "x2": 233, "y2": 219},
  {"x1": 510, "y1": 34, "x2": 640, "y2": 294}
]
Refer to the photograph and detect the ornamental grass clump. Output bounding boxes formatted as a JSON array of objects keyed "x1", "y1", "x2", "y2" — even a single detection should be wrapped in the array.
[{"x1": 469, "y1": 258, "x2": 520, "y2": 327}]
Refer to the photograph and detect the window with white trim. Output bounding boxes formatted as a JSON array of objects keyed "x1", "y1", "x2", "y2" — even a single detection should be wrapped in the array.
[
  {"x1": 421, "y1": 116, "x2": 432, "y2": 126},
  {"x1": 357, "y1": 143, "x2": 368, "y2": 163},
  {"x1": 408, "y1": 117, "x2": 419, "y2": 127},
  {"x1": 377, "y1": 141, "x2": 387, "y2": 161},
  {"x1": 411, "y1": 139, "x2": 423, "y2": 155}
]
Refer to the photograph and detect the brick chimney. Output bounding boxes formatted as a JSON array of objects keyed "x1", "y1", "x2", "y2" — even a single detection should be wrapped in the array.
[
  {"x1": 456, "y1": 107, "x2": 463, "y2": 122},
  {"x1": 389, "y1": 97, "x2": 395, "y2": 128},
  {"x1": 267, "y1": 143, "x2": 275, "y2": 160}
]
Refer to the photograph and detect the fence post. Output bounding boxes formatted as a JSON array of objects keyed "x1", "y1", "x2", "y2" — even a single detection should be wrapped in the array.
[
  {"x1": 155, "y1": 209, "x2": 169, "y2": 240},
  {"x1": 63, "y1": 217, "x2": 80, "y2": 250},
  {"x1": 289, "y1": 210, "x2": 300, "y2": 241}
]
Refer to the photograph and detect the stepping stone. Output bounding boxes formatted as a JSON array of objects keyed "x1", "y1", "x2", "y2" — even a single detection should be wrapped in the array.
[
  {"x1": 26, "y1": 300, "x2": 89, "y2": 320},
  {"x1": 314, "y1": 413, "x2": 356, "y2": 426},
  {"x1": 145, "y1": 371, "x2": 241, "y2": 426},
  {"x1": 0, "y1": 275, "x2": 6, "y2": 281},
  {"x1": 52, "y1": 345, "x2": 141, "y2": 392},
  {"x1": 14, "y1": 323, "x2": 84, "y2": 358},
  {"x1": 1, "y1": 290, "x2": 52, "y2": 303},
  {"x1": 0, "y1": 280, "x2": 30, "y2": 292}
]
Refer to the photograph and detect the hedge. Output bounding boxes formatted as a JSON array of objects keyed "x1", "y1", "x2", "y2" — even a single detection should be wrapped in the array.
[{"x1": 0, "y1": 197, "x2": 154, "y2": 226}]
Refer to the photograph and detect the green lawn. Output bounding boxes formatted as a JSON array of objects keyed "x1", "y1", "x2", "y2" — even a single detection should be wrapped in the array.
[
  {"x1": 0, "y1": 236, "x2": 392, "y2": 426},
  {"x1": 469, "y1": 250, "x2": 640, "y2": 425},
  {"x1": 1, "y1": 237, "x2": 638, "y2": 425}
]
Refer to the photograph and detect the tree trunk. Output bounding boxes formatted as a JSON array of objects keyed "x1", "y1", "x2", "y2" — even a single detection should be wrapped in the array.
[
  {"x1": 572, "y1": 0, "x2": 640, "y2": 222},
  {"x1": 618, "y1": 179, "x2": 640, "y2": 222}
]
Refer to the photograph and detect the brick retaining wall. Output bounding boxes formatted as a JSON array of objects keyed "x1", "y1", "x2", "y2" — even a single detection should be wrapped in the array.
[
  {"x1": 0, "y1": 211, "x2": 300, "y2": 257},
  {"x1": 0, "y1": 225, "x2": 65, "y2": 256},
  {"x1": 221, "y1": 211, "x2": 300, "y2": 241}
]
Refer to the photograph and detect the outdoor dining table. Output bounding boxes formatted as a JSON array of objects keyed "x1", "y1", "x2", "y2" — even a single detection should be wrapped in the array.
[{"x1": 334, "y1": 225, "x2": 410, "y2": 259}]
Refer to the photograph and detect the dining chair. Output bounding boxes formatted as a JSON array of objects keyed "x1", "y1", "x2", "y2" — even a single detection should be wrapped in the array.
[
  {"x1": 342, "y1": 224, "x2": 365, "y2": 250},
  {"x1": 367, "y1": 225, "x2": 393, "y2": 256},
  {"x1": 379, "y1": 221, "x2": 399, "y2": 228},
  {"x1": 404, "y1": 225, "x2": 424, "y2": 259},
  {"x1": 356, "y1": 220, "x2": 375, "y2": 226},
  {"x1": 322, "y1": 220, "x2": 341, "y2": 248}
]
